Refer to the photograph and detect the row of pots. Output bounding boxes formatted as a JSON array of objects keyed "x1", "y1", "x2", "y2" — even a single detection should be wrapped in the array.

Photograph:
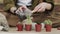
[{"x1": 16, "y1": 24, "x2": 52, "y2": 32}]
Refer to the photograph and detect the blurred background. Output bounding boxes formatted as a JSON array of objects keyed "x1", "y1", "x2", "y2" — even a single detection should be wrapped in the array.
[{"x1": 0, "y1": 0, "x2": 60, "y2": 27}]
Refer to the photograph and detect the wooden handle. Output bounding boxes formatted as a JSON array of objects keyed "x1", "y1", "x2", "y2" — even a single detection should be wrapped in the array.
[{"x1": 31, "y1": 10, "x2": 36, "y2": 13}]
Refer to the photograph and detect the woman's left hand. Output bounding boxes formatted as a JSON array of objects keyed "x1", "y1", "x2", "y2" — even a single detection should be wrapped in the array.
[{"x1": 33, "y1": 2, "x2": 51, "y2": 12}]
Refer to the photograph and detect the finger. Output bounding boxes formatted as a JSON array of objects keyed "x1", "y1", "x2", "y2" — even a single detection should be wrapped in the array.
[
  {"x1": 15, "y1": 10, "x2": 19, "y2": 14},
  {"x1": 38, "y1": 7, "x2": 43, "y2": 12},
  {"x1": 38, "y1": 8, "x2": 45, "y2": 12},
  {"x1": 38, "y1": 7, "x2": 45, "y2": 12},
  {"x1": 19, "y1": 7, "x2": 23, "y2": 12},
  {"x1": 33, "y1": 5, "x2": 41, "y2": 12}
]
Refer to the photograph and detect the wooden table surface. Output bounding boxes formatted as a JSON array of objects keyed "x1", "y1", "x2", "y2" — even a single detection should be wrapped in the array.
[{"x1": 0, "y1": 27, "x2": 60, "y2": 34}]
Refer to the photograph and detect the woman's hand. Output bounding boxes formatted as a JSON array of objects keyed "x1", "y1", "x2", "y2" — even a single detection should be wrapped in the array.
[
  {"x1": 15, "y1": 5, "x2": 28, "y2": 15},
  {"x1": 18, "y1": 5, "x2": 27, "y2": 12},
  {"x1": 10, "y1": 7, "x2": 17, "y2": 13},
  {"x1": 33, "y1": 2, "x2": 51, "y2": 12}
]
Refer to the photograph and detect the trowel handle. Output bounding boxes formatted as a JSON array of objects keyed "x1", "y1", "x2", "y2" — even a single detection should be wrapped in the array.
[{"x1": 32, "y1": 11, "x2": 35, "y2": 13}]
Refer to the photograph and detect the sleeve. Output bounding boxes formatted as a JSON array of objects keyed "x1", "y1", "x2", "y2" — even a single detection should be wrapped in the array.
[
  {"x1": 4, "y1": 0, "x2": 15, "y2": 11},
  {"x1": 0, "y1": 13, "x2": 9, "y2": 31}
]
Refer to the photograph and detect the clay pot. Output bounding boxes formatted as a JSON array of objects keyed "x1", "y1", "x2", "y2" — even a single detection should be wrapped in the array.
[
  {"x1": 16, "y1": 24, "x2": 23, "y2": 31},
  {"x1": 35, "y1": 24, "x2": 41, "y2": 32},
  {"x1": 25, "y1": 24, "x2": 32, "y2": 31},
  {"x1": 45, "y1": 24, "x2": 52, "y2": 32},
  {"x1": 57, "y1": 27, "x2": 60, "y2": 30}
]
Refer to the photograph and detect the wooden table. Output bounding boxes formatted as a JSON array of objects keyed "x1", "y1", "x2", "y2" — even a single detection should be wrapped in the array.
[{"x1": 0, "y1": 27, "x2": 60, "y2": 34}]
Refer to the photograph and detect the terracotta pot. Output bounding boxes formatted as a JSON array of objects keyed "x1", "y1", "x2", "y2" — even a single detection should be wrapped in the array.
[
  {"x1": 57, "y1": 27, "x2": 60, "y2": 30},
  {"x1": 35, "y1": 24, "x2": 41, "y2": 32},
  {"x1": 45, "y1": 24, "x2": 52, "y2": 32},
  {"x1": 25, "y1": 24, "x2": 32, "y2": 31},
  {"x1": 16, "y1": 24, "x2": 23, "y2": 31}
]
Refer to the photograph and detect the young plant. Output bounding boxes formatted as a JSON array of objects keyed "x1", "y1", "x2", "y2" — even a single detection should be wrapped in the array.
[
  {"x1": 25, "y1": 15, "x2": 32, "y2": 31},
  {"x1": 44, "y1": 19, "x2": 52, "y2": 32},
  {"x1": 26, "y1": 15, "x2": 32, "y2": 24},
  {"x1": 44, "y1": 19, "x2": 52, "y2": 25},
  {"x1": 24, "y1": 8, "x2": 33, "y2": 24}
]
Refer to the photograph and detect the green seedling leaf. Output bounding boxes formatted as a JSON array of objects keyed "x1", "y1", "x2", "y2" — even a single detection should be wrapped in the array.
[
  {"x1": 44, "y1": 19, "x2": 52, "y2": 25},
  {"x1": 26, "y1": 15, "x2": 32, "y2": 24}
]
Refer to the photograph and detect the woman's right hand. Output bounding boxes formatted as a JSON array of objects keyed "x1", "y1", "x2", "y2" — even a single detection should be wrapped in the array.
[
  {"x1": 15, "y1": 5, "x2": 28, "y2": 15},
  {"x1": 18, "y1": 5, "x2": 27, "y2": 12}
]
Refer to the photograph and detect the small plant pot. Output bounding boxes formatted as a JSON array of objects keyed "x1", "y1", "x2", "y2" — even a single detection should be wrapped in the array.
[
  {"x1": 45, "y1": 24, "x2": 52, "y2": 32},
  {"x1": 57, "y1": 27, "x2": 60, "y2": 30},
  {"x1": 16, "y1": 24, "x2": 23, "y2": 31},
  {"x1": 25, "y1": 24, "x2": 32, "y2": 31},
  {"x1": 35, "y1": 24, "x2": 41, "y2": 32}
]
